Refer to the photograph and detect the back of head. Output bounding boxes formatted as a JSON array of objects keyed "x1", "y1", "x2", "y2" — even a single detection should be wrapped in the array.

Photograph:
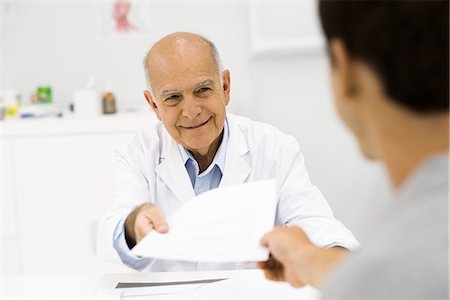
[{"x1": 319, "y1": 0, "x2": 449, "y2": 114}]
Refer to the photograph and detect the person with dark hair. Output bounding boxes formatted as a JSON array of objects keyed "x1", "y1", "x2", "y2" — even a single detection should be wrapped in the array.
[{"x1": 258, "y1": 1, "x2": 448, "y2": 298}]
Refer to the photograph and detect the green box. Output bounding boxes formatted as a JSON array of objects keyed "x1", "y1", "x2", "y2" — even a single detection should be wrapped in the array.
[{"x1": 37, "y1": 86, "x2": 52, "y2": 103}]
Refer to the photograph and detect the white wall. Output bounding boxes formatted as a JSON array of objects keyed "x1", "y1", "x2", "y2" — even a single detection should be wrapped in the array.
[
  {"x1": 3, "y1": 1, "x2": 254, "y2": 114},
  {"x1": 250, "y1": 54, "x2": 391, "y2": 238},
  {"x1": 3, "y1": 1, "x2": 390, "y2": 241}
]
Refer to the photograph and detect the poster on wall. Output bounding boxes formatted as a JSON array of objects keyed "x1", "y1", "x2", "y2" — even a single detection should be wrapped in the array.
[{"x1": 96, "y1": 0, "x2": 153, "y2": 38}]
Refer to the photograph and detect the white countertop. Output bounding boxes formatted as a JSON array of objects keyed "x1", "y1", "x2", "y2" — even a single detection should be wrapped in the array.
[
  {"x1": 2, "y1": 269, "x2": 321, "y2": 299},
  {"x1": 1, "y1": 112, "x2": 158, "y2": 138}
]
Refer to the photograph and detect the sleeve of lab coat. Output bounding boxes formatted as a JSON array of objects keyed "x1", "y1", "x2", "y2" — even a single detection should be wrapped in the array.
[
  {"x1": 97, "y1": 143, "x2": 156, "y2": 271},
  {"x1": 275, "y1": 137, "x2": 360, "y2": 251}
]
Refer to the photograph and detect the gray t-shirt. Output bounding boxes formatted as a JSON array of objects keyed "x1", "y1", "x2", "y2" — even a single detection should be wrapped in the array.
[{"x1": 322, "y1": 154, "x2": 448, "y2": 299}]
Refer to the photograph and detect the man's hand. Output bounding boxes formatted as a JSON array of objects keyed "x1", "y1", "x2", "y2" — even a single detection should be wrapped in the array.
[
  {"x1": 257, "y1": 226, "x2": 348, "y2": 288},
  {"x1": 124, "y1": 203, "x2": 169, "y2": 249}
]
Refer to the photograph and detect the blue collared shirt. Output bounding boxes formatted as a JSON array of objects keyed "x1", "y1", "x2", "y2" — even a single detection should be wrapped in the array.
[{"x1": 178, "y1": 119, "x2": 229, "y2": 195}]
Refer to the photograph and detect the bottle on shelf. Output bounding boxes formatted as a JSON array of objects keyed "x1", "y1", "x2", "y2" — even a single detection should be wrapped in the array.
[{"x1": 102, "y1": 82, "x2": 117, "y2": 115}]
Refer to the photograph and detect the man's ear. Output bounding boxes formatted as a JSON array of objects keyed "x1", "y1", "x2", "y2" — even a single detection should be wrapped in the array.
[
  {"x1": 330, "y1": 39, "x2": 359, "y2": 99},
  {"x1": 222, "y1": 69, "x2": 231, "y2": 106},
  {"x1": 144, "y1": 90, "x2": 161, "y2": 120}
]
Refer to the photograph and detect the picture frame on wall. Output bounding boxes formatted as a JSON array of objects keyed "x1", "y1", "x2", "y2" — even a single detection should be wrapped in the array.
[
  {"x1": 248, "y1": 1, "x2": 325, "y2": 57},
  {"x1": 96, "y1": 0, "x2": 154, "y2": 38}
]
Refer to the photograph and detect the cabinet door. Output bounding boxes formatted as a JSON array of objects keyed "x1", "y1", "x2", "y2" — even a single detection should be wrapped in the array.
[
  {"x1": 13, "y1": 133, "x2": 134, "y2": 275},
  {"x1": 1, "y1": 139, "x2": 22, "y2": 275},
  {"x1": 2, "y1": 139, "x2": 17, "y2": 237}
]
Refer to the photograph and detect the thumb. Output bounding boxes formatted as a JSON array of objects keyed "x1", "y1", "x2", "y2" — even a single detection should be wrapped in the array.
[
  {"x1": 155, "y1": 222, "x2": 169, "y2": 233},
  {"x1": 260, "y1": 232, "x2": 271, "y2": 247},
  {"x1": 150, "y1": 208, "x2": 169, "y2": 233}
]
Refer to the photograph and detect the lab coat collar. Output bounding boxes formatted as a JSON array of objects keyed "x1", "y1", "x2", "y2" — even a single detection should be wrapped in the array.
[
  {"x1": 155, "y1": 126, "x2": 195, "y2": 204},
  {"x1": 155, "y1": 112, "x2": 251, "y2": 203},
  {"x1": 219, "y1": 113, "x2": 251, "y2": 187}
]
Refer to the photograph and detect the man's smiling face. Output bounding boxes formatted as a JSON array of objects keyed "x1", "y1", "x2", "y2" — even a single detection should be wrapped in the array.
[{"x1": 144, "y1": 33, "x2": 230, "y2": 157}]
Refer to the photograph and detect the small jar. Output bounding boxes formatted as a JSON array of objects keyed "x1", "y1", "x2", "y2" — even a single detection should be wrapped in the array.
[{"x1": 102, "y1": 92, "x2": 117, "y2": 114}]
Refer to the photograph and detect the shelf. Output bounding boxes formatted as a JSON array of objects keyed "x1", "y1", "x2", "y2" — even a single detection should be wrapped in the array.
[{"x1": 1, "y1": 112, "x2": 157, "y2": 138}]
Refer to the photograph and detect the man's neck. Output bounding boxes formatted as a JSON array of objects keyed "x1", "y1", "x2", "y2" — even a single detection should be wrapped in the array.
[
  {"x1": 190, "y1": 130, "x2": 224, "y2": 173},
  {"x1": 380, "y1": 113, "x2": 449, "y2": 189}
]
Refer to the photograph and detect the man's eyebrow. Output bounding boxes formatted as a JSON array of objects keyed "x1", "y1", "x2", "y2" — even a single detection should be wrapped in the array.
[
  {"x1": 195, "y1": 80, "x2": 214, "y2": 88},
  {"x1": 160, "y1": 89, "x2": 180, "y2": 97}
]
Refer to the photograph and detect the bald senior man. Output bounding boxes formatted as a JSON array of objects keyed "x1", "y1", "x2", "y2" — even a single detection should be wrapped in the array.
[{"x1": 97, "y1": 32, "x2": 359, "y2": 272}]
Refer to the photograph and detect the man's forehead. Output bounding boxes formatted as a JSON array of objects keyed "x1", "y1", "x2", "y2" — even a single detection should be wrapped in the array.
[
  {"x1": 148, "y1": 46, "x2": 216, "y2": 77},
  {"x1": 148, "y1": 58, "x2": 218, "y2": 99},
  {"x1": 150, "y1": 52, "x2": 213, "y2": 70}
]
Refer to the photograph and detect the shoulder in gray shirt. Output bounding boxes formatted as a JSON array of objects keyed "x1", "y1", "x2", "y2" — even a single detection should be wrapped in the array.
[{"x1": 322, "y1": 154, "x2": 448, "y2": 299}]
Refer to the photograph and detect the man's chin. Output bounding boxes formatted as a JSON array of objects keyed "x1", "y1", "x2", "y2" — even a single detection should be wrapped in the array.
[{"x1": 184, "y1": 142, "x2": 212, "y2": 155}]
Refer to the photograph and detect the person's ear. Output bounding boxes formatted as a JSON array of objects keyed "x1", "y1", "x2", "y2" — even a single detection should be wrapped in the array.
[
  {"x1": 144, "y1": 90, "x2": 161, "y2": 120},
  {"x1": 329, "y1": 39, "x2": 359, "y2": 99},
  {"x1": 222, "y1": 70, "x2": 231, "y2": 106}
]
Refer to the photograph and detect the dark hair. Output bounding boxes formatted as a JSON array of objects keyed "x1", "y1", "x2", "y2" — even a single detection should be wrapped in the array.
[{"x1": 319, "y1": 0, "x2": 449, "y2": 114}]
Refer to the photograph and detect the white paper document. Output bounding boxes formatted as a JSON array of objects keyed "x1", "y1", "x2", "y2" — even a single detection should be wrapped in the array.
[{"x1": 131, "y1": 179, "x2": 277, "y2": 262}]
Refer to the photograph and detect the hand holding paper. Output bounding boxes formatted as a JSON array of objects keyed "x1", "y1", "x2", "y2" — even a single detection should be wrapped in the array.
[
  {"x1": 131, "y1": 179, "x2": 277, "y2": 262},
  {"x1": 124, "y1": 203, "x2": 169, "y2": 248}
]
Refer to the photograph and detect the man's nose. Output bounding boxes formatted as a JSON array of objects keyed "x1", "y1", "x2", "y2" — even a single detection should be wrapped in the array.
[{"x1": 182, "y1": 96, "x2": 202, "y2": 120}]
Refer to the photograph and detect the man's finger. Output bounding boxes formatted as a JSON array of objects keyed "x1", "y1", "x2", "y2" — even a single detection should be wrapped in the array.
[
  {"x1": 260, "y1": 232, "x2": 271, "y2": 247},
  {"x1": 256, "y1": 261, "x2": 266, "y2": 270},
  {"x1": 260, "y1": 227, "x2": 284, "y2": 247},
  {"x1": 135, "y1": 221, "x2": 154, "y2": 242},
  {"x1": 145, "y1": 206, "x2": 169, "y2": 233},
  {"x1": 263, "y1": 267, "x2": 283, "y2": 282},
  {"x1": 133, "y1": 204, "x2": 169, "y2": 242}
]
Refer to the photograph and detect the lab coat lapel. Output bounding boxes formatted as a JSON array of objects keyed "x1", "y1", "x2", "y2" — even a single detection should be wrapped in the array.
[
  {"x1": 155, "y1": 129, "x2": 195, "y2": 204},
  {"x1": 219, "y1": 114, "x2": 251, "y2": 187}
]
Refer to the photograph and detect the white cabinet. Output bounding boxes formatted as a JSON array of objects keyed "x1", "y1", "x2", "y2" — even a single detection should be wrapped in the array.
[
  {"x1": 2, "y1": 140, "x2": 16, "y2": 238},
  {"x1": 2, "y1": 113, "x2": 156, "y2": 275},
  {"x1": 1, "y1": 139, "x2": 21, "y2": 275}
]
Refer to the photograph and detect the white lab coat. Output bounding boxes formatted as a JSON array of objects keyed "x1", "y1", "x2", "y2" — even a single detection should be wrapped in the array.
[{"x1": 97, "y1": 113, "x2": 359, "y2": 272}]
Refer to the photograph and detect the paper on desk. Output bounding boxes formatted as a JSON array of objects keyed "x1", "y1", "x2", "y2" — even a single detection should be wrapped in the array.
[
  {"x1": 131, "y1": 179, "x2": 277, "y2": 262},
  {"x1": 116, "y1": 279, "x2": 228, "y2": 299}
]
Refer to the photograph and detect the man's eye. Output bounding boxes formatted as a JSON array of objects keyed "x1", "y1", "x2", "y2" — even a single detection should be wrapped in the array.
[
  {"x1": 164, "y1": 95, "x2": 180, "y2": 106},
  {"x1": 197, "y1": 87, "x2": 211, "y2": 93}
]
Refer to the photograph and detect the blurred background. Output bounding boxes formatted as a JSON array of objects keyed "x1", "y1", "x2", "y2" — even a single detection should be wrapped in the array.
[{"x1": 1, "y1": 1, "x2": 390, "y2": 276}]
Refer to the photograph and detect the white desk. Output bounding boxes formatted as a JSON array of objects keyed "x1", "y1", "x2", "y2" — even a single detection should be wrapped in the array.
[{"x1": 2, "y1": 270, "x2": 321, "y2": 299}]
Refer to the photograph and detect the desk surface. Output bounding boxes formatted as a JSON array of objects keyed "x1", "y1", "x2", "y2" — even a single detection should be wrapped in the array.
[{"x1": 2, "y1": 269, "x2": 321, "y2": 299}]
